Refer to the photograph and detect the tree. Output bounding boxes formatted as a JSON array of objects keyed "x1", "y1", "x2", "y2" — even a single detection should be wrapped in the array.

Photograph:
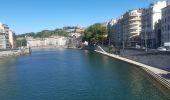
[
  {"x1": 82, "y1": 23, "x2": 107, "y2": 45},
  {"x1": 16, "y1": 38, "x2": 27, "y2": 47},
  {"x1": 16, "y1": 28, "x2": 69, "y2": 38}
]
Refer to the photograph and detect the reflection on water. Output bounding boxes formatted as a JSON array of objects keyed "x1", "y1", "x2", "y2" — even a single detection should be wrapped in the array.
[{"x1": 0, "y1": 48, "x2": 169, "y2": 100}]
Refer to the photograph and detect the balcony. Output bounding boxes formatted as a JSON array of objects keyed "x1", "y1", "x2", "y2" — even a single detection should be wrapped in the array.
[
  {"x1": 129, "y1": 18, "x2": 141, "y2": 21},
  {"x1": 129, "y1": 22, "x2": 139, "y2": 26},
  {"x1": 129, "y1": 26, "x2": 139, "y2": 30}
]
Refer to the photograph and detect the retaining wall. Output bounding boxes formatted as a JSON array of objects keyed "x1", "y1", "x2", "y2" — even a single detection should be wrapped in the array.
[{"x1": 95, "y1": 50, "x2": 170, "y2": 94}]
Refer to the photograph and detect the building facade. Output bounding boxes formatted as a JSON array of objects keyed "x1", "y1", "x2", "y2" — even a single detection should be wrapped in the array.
[
  {"x1": 108, "y1": 19, "x2": 117, "y2": 45},
  {"x1": 122, "y1": 9, "x2": 143, "y2": 47},
  {"x1": 108, "y1": 9, "x2": 143, "y2": 47},
  {"x1": 8, "y1": 30, "x2": 16, "y2": 49},
  {"x1": 141, "y1": 1, "x2": 169, "y2": 48},
  {"x1": 162, "y1": 5, "x2": 170, "y2": 48},
  {"x1": 0, "y1": 23, "x2": 10, "y2": 49},
  {"x1": 26, "y1": 36, "x2": 68, "y2": 48},
  {"x1": 108, "y1": 18, "x2": 123, "y2": 47}
]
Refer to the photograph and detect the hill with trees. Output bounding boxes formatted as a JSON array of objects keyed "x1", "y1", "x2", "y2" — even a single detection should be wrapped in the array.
[{"x1": 17, "y1": 27, "x2": 77, "y2": 38}]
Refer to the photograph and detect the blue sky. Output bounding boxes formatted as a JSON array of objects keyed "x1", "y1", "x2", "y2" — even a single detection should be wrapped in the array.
[{"x1": 0, "y1": 0, "x2": 153, "y2": 34}]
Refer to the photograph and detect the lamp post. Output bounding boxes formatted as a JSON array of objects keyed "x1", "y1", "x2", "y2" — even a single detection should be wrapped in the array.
[{"x1": 122, "y1": 33, "x2": 125, "y2": 51}]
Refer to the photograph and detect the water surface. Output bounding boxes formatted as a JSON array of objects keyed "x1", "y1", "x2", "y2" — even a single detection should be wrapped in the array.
[{"x1": 0, "y1": 48, "x2": 169, "y2": 100}]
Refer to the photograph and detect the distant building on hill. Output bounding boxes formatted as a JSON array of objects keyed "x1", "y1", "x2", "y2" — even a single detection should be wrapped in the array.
[{"x1": 26, "y1": 36, "x2": 68, "y2": 48}]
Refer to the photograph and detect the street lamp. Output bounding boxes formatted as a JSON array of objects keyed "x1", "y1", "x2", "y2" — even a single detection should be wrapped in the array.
[{"x1": 122, "y1": 32, "x2": 125, "y2": 51}]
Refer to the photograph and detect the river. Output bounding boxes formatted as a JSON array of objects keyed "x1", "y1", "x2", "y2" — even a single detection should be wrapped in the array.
[{"x1": 0, "y1": 48, "x2": 169, "y2": 100}]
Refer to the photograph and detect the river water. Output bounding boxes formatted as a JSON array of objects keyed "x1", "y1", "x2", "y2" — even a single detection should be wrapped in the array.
[{"x1": 0, "y1": 48, "x2": 169, "y2": 100}]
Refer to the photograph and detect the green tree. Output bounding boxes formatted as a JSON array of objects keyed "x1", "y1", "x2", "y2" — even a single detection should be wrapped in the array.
[
  {"x1": 82, "y1": 23, "x2": 107, "y2": 45},
  {"x1": 16, "y1": 38, "x2": 27, "y2": 47},
  {"x1": 17, "y1": 28, "x2": 69, "y2": 38}
]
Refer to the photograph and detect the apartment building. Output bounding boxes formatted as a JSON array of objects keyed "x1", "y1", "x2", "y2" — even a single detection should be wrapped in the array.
[
  {"x1": 108, "y1": 17, "x2": 123, "y2": 47},
  {"x1": 162, "y1": 5, "x2": 170, "y2": 48},
  {"x1": 107, "y1": 19, "x2": 117, "y2": 45},
  {"x1": 0, "y1": 23, "x2": 10, "y2": 49},
  {"x1": 141, "y1": 1, "x2": 169, "y2": 48},
  {"x1": 108, "y1": 9, "x2": 143, "y2": 47},
  {"x1": 122, "y1": 9, "x2": 143, "y2": 47},
  {"x1": 9, "y1": 30, "x2": 16, "y2": 49}
]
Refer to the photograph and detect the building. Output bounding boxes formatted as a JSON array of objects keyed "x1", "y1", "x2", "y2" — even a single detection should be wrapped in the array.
[
  {"x1": 162, "y1": 5, "x2": 170, "y2": 49},
  {"x1": 8, "y1": 30, "x2": 16, "y2": 49},
  {"x1": 108, "y1": 17, "x2": 123, "y2": 47},
  {"x1": 45, "y1": 36, "x2": 67, "y2": 46},
  {"x1": 26, "y1": 36, "x2": 68, "y2": 48},
  {"x1": 0, "y1": 23, "x2": 10, "y2": 49},
  {"x1": 154, "y1": 20, "x2": 162, "y2": 48},
  {"x1": 107, "y1": 19, "x2": 117, "y2": 45},
  {"x1": 141, "y1": 1, "x2": 169, "y2": 48},
  {"x1": 108, "y1": 9, "x2": 143, "y2": 47},
  {"x1": 0, "y1": 23, "x2": 16, "y2": 49},
  {"x1": 27, "y1": 37, "x2": 45, "y2": 47},
  {"x1": 122, "y1": 9, "x2": 143, "y2": 47}
]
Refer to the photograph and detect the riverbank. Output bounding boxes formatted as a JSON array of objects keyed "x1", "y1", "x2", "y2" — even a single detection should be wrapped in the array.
[
  {"x1": 30, "y1": 46, "x2": 81, "y2": 50},
  {"x1": 95, "y1": 50, "x2": 170, "y2": 94},
  {"x1": 0, "y1": 48, "x2": 30, "y2": 57},
  {"x1": 100, "y1": 47, "x2": 170, "y2": 77}
]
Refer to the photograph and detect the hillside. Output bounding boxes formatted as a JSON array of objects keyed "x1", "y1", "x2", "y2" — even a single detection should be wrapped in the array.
[{"x1": 17, "y1": 27, "x2": 77, "y2": 38}]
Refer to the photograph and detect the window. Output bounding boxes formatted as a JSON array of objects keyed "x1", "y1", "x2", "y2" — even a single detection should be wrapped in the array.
[{"x1": 165, "y1": 18, "x2": 167, "y2": 23}]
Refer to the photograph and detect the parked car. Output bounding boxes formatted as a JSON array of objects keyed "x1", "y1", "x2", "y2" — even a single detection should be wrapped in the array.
[{"x1": 157, "y1": 47, "x2": 167, "y2": 51}]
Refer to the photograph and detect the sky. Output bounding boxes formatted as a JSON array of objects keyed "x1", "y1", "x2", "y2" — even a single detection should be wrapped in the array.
[{"x1": 0, "y1": 0, "x2": 155, "y2": 34}]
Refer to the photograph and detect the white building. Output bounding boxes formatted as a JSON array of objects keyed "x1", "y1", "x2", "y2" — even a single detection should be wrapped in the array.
[
  {"x1": 0, "y1": 23, "x2": 10, "y2": 49},
  {"x1": 141, "y1": 1, "x2": 169, "y2": 48},
  {"x1": 162, "y1": 5, "x2": 170, "y2": 48},
  {"x1": 45, "y1": 36, "x2": 67, "y2": 46},
  {"x1": 26, "y1": 36, "x2": 68, "y2": 48},
  {"x1": 27, "y1": 38, "x2": 45, "y2": 47}
]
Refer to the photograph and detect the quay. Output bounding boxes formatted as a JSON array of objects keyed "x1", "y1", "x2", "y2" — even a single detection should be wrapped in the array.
[
  {"x1": 0, "y1": 48, "x2": 31, "y2": 57},
  {"x1": 95, "y1": 50, "x2": 170, "y2": 94}
]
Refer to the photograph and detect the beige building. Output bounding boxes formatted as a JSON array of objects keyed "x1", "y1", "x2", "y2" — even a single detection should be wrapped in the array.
[
  {"x1": 162, "y1": 5, "x2": 170, "y2": 48},
  {"x1": 26, "y1": 36, "x2": 68, "y2": 48},
  {"x1": 26, "y1": 37, "x2": 45, "y2": 47},
  {"x1": 0, "y1": 23, "x2": 10, "y2": 49},
  {"x1": 8, "y1": 30, "x2": 16, "y2": 49},
  {"x1": 141, "y1": 1, "x2": 169, "y2": 48},
  {"x1": 122, "y1": 9, "x2": 143, "y2": 46},
  {"x1": 108, "y1": 9, "x2": 143, "y2": 47}
]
